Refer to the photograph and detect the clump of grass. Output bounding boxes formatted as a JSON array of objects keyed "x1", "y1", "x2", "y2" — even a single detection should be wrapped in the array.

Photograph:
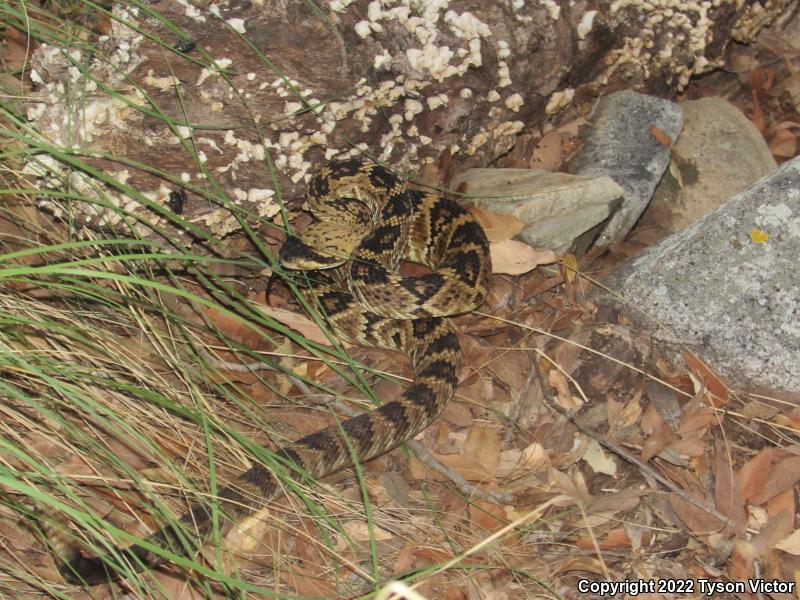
[{"x1": 0, "y1": 3, "x2": 515, "y2": 599}]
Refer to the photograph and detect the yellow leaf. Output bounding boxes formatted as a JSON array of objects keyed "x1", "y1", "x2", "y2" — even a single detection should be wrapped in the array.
[
  {"x1": 751, "y1": 228, "x2": 769, "y2": 243},
  {"x1": 561, "y1": 254, "x2": 578, "y2": 282}
]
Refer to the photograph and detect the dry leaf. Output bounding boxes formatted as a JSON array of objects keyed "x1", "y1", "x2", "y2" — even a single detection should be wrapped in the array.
[
  {"x1": 281, "y1": 563, "x2": 337, "y2": 597},
  {"x1": 560, "y1": 254, "x2": 579, "y2": 283},
  {"x1": 468, "y1": 499, "x2": 510, "y2": 536},
  {"x1": 767, "y1": 489, "x2": 795, "y2": 521},
  {"x1": 342, "y1": 520, "x2": 393, "y2": 542},
  {"x1": 412, "y1": 425, "x2": 502, "y2": 482},
  {"x1": 668, "y1": 493, "x2": 729, "y2": 537},
  {"x1": 575, "y1": 527, "x2": 631, "y2": 550},
  {"x1": 750, "y1": 509, "x2": 793, "y2": 557},
  {"x1": 713, "y1": 438, "x2": 746, "y2": 535},
  {"x1": 775, "y1": 529, "x2": 800, "y2": 555},
  {"x1": 469, "y1": 205, "x2": 526, "y2": 242},
  {"x1": 582, "y1": 438, "x2": 617, "y2": 476},
  {"x1": 678, "y1": 404, "x2": 716, "y2": 434},
  {"x1": 668, "y1": 435, "x2": 707, "y2": 458},
  {"x1": 226, "y1": 509, "x2": 271, "y2": 555},
  {"x1": 548, "y1": 368, "x2": 582, "y2": 412},
  {"x1": 750, "y1": 456, "x2": 800, "y2": 505},
  {"x1": 768, "y1": 126, "x2": 798, "y2": 158},
  {"x1": 530, "y1": 129, "x2": 565, "y2": 170},
  {"x1": 490, "y1": 239, "x2": 556, "y2": 275},
  {"x1": 738, "y1": 448, "x2": 775, "y2": 502},
  {"x1": 682, "y1": 352, "x2": 729, "y2": 403},
  {"x1": 751, "y1": 88, "x2": 766, "y2": 132},
  {"x1": 640, "y1": 404, "x2": 673, "y2": 462},
  {"x1": 650, "y1": 125, "x2": 672, "y2": 146},
  {"x1": 256, "y1": 304, "x2": 334, "y2": 346}
]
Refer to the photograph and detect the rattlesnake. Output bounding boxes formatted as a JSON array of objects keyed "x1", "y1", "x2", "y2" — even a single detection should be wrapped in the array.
[{"x1": 48, "y1": 159, "x2": 491, "y2": 585}]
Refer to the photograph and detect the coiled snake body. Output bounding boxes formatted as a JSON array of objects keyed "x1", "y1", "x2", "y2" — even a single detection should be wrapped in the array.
[{"x1": 50, "y1": 159, "x2": 491, "y2": 585}]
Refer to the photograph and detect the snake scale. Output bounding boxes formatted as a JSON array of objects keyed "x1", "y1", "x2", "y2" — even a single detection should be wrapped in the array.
[{"x1": 48, "y1": 159, "x2": 491, "y2": 585}]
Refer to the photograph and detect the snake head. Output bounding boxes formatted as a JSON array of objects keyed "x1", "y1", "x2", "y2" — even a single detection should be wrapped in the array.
[{"x1": 280, "y1": 221, "x2": 370, "y2": 270}]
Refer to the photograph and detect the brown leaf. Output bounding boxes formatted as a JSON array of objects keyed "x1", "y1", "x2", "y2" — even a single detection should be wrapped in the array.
[
  {"x1": 678, "y1": 404, "x2": 715, "y2": 434},
  {"x1": 412, "y1": 425, "x2": 502, "y2": 482},
  {"x1": 713, "y1": 438, "x2": 746, "y2": 535},
  {"x1": 668, "y1": 435, "x2": 707, "y2": 458},
  {"x1": 640, "y1": 405, "x2": 673, "y2": 462},
  {"x1": 3, "y1": 27, "x2": 36, "y2": 73},
  {"x1": 751, "y1": 88, "x2": 766, "y2": 132},
  {"x1": 490, "y1": 239, "x2": 556, "y2": 275},
  {"x1": 548, "y1": 369, "x2": 582, "y2": 412},
  {"x1": 393, "y1": 545, "x2": 451, "y2": 574},
  {"x1": 649, "y1": 125, "x2": 672, "y2": 146},
  {"x1": 256, "y1": 304, "x2": 334, "y2": 346},
  {"x1": 768, "y1": 126, "x2": 798, "y2": 158},
  {"x1": 668, "y1": 493, "x2": 729, "y2": 537},
  {"x1": 767, "y1": 489, "x2": 796, "y2": 521},
  {"x1": 739, "y1": 448, "x2": 776, "y2": 502},
  {"x1": 530, "y1": 129, "x2": 566, "y2": 170},
  {"x1": 682, "y1": 352, "x2": 729, "y2": 403},
  {"x1": 468, "y1": 206, "x2": 526, "y2": 242},
  {"x1": 575, "y1": 527, "x2": 631, "y2": 550},
  {"x1": 281, "y1": 563, "x2": 337, "y2": 597},
  {"x1": 750, "y1": 456, "x2": 800, "y2": 505},
  {"x1": 751, "y1": 509, "x2": 793, "y2": 557},
  {"x1": 468, "y1": 499, "x2": 510, "y2": 536}
]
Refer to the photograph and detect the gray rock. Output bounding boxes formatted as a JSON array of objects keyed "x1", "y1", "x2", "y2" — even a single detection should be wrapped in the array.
[
  {"x1": 450, "y1": 168, "x2": 623, "y2": 251},
  {"x1": 598, "y1": 156, "x2": 800, "y2": 393},
  {"x1": 570, "y1": 90, "x2": 683, "y2": 245},
  {"x1": 646, "y1": 98, "x2": 776, "y2": 233}
]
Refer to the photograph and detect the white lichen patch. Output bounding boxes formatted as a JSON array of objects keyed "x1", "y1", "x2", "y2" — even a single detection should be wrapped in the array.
[
  {"x1": 176, "y1": 0, "x2": 206, "y2": 22},
  {"x1": 492, "y1": 120, "x2": 524, "y2": 138},
  {"x1": 143, "y1": 69, "x2": 180, "y2": 91},
  {"x1": 374, "y1": 50, "x2": 393, "y2": 70},
  {"x1": 405, "y1": 44, "x2": 456, "y2": 81},
  {"x1": 404, "y1": 97, "x2": 424, "y2": 121},
  {"x1": 497, "y1": 40, "x2": 511, "y2": 58},
  {"x1": 497, "y1": 61, "x2": 512, "y2": 87},
  {"x1": 190, "y1": 208, "x2": 242, "y2": 237},
  {"x1": 605, "y1": 0, "x2": 730, "y2": 89},
  {"x1": 226, "y1": 18, "x2": 247, "y2": 33},
  {"x1": 197, "y1": 57, "x2": 233, "y2": 86},
  {"x1": 539, "y1": 0, "x2": 561, "y2": 20},
  {"x1": 354, "y1": 1, "x2": 491, "y2": 82},
  {"x1": 444, "y1": 10, "x2": 492, "y2": 39},
  {"x1": 545, "y1": 88, "x2": 575, "y2": 115},
  {"x1": 466, "y1": 130, "x2": 490, "y2": 155},
  {"x1": 426, "y1": 93, "x2": 449, "y2": 110},
  {"x1": 355, "y1": 20, "x2": 373, "y2": 38},
  {"x1": 505, "y1": 93, "x2": 524, "y2": 111},
  {"x1": 577, "y1": 10, "x2": 598, "y2": 39},
  {"x1": 330, "y1": 0, "x2": 357, "y2": 12}
]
